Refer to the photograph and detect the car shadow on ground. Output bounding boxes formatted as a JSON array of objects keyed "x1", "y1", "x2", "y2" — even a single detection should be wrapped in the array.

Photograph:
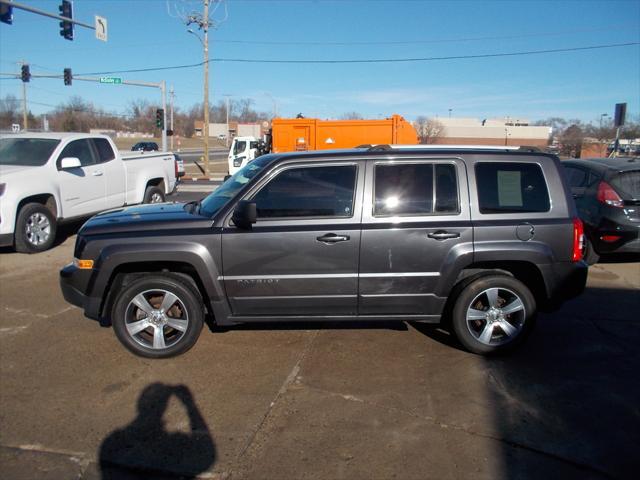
[
  {"x1": 417, "y1": 285, "x2": 639, "y2": 478},
  {"x1": 597, "y1": 252, "x2": 640, "y2": 264},
  {"x1": 99, "y1": 383, "x2": 215, "y2": 480}
]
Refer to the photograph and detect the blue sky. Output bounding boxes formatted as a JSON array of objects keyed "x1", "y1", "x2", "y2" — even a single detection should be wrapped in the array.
[{"x1": 0, "y1": 0, "x2": 639, "y2": 124}]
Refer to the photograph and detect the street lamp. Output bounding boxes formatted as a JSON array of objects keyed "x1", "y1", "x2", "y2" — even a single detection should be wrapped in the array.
[
  {"x1": 600, "y1": 113, "x2": 608, "y2": 128},
  {"x1": 448, "y1": 108, "x2": 452, "y2": 118}
]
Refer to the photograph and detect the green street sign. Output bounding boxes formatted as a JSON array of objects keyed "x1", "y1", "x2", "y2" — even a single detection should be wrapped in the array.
[{"x1": 100, "y1": 77, "x2": 122, "y2": 85}]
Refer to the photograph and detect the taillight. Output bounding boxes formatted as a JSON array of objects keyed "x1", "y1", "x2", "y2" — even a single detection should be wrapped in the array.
[
  {"x1": 174, "y1": 159, "x2": 179, "y2": 177},
  {"x1": 597, "y1": 181, "x2": 624, "y2": 207},
  {"x1": 572, "y1": 218, "x2": 585, "y2": 262}
]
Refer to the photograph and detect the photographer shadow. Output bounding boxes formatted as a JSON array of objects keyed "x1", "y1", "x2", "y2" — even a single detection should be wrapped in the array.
[{"x1": 99, "y1": 383, "x2": 215, "y2": 479}]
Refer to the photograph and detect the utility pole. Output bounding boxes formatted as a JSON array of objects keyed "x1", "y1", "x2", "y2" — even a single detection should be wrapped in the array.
[
  {"x1": 170, "y1": 84, "x2": 175, "y2": 151},
  {"x1": 224, "y1": 94, "x2": 231, "y2": 148},
  {"x1": 160, "y1": 80, "x2": 167, "y2": 152},
  {"x1": 203, "y1": 0, "x2": 210, "y2": 176}
]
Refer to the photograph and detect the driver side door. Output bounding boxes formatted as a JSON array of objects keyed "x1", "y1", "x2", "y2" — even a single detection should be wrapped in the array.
[{"x1": 57, "y1": 139, "x2": 106, "y2": 218}]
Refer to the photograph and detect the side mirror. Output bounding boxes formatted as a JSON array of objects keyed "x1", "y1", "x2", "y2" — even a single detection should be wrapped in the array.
[
  {"x1": 60, "y1": 157, "x2": 81, "y2": 169},
  {"x1": 232, "y1": 200, "x2": 256, "y2": 229},
  {"x1": 223, "y1": 174, "x2": 231, "y2": 182}
]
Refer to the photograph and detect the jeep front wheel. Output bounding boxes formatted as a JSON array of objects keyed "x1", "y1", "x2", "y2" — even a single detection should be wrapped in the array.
[
  {"x1": 451, "y1": 275, "x2": 536, "y2": 355},
  {"x1": 112, "y1": 275, "x2": 204, "y2": 358}
]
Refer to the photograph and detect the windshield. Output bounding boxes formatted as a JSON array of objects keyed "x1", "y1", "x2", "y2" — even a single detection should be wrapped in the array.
[
  {"x1": 199, "y1": 155, "x2": 273, "y2": 217},
  {"x1": 0, "y1": 138, "x2": 61, "y2": 167}
]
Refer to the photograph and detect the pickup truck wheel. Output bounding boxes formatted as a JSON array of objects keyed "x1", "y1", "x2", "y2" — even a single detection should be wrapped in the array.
[
  {"x1": 14, "y1": 203, "x2": 57, "y2": 253},
  {"x1": 112, "y1": 275, "x2": 204, "y2": 358},
  {"x1": 143, "y1": 186, "x2": 165, "y2": 204},
  {"x1": 451, "y1": 275, "x2": 536, "y2": 355}
]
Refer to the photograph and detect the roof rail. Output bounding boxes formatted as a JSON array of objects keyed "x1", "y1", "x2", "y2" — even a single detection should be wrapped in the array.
[{"x1": 361, "y1": 144, "x2": 538, "y2": 151}]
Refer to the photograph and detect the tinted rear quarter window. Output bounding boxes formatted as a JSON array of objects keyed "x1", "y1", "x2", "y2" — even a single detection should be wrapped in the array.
[
  {"x1": 476, "y1": 162, "x2": 550, "y2": 213},
  {"x1": 93, "y1": 138, "x2": 115, "y2": 162}
]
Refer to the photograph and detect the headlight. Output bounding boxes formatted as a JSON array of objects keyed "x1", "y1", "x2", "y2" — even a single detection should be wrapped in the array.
[{"x1": 233, "y1": 156, "x2": 246, "y2": 168}]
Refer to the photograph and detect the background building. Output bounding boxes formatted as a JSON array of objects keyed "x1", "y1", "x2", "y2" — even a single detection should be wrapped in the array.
[{"x1": 427, "y1": 117, "x2": 552, "y2": 147}]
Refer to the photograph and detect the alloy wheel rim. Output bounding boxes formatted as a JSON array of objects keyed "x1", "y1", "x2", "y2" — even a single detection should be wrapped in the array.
[
  {"x1": 465, "y1": 287, "x2": 526, "y2": 346},
  {"x1": 124, "y1": 289, "x2": 189, "y2": 350},
  {"x1": 25, "y1": 213, "x2": 51, "y2": 246},
  {"x1": 150, "y1": 193, "x2": 163, "y2": 203}
]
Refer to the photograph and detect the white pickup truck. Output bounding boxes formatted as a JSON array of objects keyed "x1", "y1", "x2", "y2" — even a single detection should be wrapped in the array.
[{"x1": 0, "y1": 132, "x2": 178, "y2": 253}]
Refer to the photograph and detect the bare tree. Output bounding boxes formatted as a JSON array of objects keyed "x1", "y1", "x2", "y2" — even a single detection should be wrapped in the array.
[
  {"x1": 339, "y1": 112, "x2": 363, "y2": 120},
  {"x1": 415, "y1": 116, "x2": 444, "y2": 144},
  {"x1": 559, "y1": 124, "x2": 585, "y2": 158},
  {"x1": 0, "y1": 94, "x2": 21, "y2": 128}
]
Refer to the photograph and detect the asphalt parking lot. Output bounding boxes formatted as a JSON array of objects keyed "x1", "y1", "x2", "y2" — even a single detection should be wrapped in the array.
[{"x1": 0, "y1": 221, "x2": 639, "y2": 479}]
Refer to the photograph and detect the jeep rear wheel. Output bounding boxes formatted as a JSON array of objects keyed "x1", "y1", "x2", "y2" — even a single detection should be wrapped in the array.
[
  {"x1": 451, "y1": 275, "x2": 536, "y2": 355},
  {"x1": 112, "y1": 275, "x2": 204, "y2": 358}
]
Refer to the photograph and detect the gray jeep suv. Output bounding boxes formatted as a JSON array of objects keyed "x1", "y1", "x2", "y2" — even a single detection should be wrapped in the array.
[{"x1": 60, "y1": 146, "x2": 588, "y2": 358}]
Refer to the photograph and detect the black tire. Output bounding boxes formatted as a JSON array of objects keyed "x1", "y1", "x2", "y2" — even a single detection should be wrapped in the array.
[
  {"x1": 111, "y1": 275, "x2": 204, "y2": 358},
  {"x1": 451, "y1": 275, "x2": 536, "y2": 355},
  {"x1": 14, "y1": 203, "x2": 57, "y2": 253},
  {"x1": 584, "y1": 237, "x2": 600, "y2": 265},
  {"x1": 143, "y1": 185, "x2": 165, "y2": 204}
]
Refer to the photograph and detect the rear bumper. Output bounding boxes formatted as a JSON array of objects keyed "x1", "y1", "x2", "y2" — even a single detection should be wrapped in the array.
[{"x1": 59, "y1": 263, "x2": 102, "y2": 320}]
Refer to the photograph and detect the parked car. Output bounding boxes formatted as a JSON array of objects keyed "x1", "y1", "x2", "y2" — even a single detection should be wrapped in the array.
[
  {"x1": 131, "y1": 142, "x2": 159, "y2": 152},
  {"x1": 0, "y1": 133, "x2": 178, "y2": 253},
  {"x1": 562, "y1": 157, "x2": 640, "y2": 264},
  {"x1": 60, "y1": 145, "x2": 587, "y2": 358}
]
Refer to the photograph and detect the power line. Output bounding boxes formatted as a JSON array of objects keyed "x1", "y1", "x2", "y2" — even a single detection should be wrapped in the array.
[
  {"x1": 215, "y1": 24, "x2": 640, "y2": 46},
  {"x1": 76, "y1": 41, "x2": 639, "y2": 75}
]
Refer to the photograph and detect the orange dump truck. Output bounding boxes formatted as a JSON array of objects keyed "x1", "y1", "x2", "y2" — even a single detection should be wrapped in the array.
[
  {"x1": 271, "y1": 114, "x2": 418, "y2": 152},
  {"x1": 228, "y1": 114, "x2": 418, "y2": 174}
]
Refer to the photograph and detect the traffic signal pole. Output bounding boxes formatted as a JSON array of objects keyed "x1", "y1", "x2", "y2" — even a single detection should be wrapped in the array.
[{"x1": 2, "y1": 70, "x2": 168, "y2": 150}]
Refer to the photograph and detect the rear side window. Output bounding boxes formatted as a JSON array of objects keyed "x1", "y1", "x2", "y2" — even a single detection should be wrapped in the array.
[
  {"x1": 253, "y1": 165, "x2": 357, "y2": 218},
  {"x1": 374, "y1": 163, "x2": 459, "y2": 216},
  {"x1": 476, "y1": 162, "x2": 550, "y2": 213},
  {"x1": 563, "y1": 165, "x2": 587, "y2": 187},
  {"x1": 611, "y1": 171, "x2": 640, "y2": 199},
  {"x1": 93, "y1": 138, "x2": 115, "y2": 162}
]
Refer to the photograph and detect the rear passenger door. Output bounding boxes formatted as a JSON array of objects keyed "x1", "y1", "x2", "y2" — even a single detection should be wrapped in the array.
[{"x1": 358, "y1": 158, "x2": 473, "y2": 316}]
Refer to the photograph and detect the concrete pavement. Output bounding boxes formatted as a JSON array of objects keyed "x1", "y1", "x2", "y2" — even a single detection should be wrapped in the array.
[{"x1": 0, "y1": 239, "x2": 638, "y2": 479}]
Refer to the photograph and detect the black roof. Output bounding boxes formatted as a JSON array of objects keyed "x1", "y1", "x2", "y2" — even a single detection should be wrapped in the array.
[{"x1": 563, "y1": 157, "x2": 640, "y2": 172}]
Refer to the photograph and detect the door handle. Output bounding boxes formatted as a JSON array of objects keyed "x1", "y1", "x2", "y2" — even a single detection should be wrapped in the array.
[
  {"x1": 316, "y1": 233, "x2": 350, "y2": 244},
  {"x1": 92, "y1": 171, "x2": 104, "y2": 176},
  {"x1": 427, "y1": 230, "x2": 460, "y2": 240}
]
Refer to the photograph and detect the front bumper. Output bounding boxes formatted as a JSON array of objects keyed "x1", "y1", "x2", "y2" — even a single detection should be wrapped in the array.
[{"x1": 59, "y1": 263, "x2": 102, "y2": 320}]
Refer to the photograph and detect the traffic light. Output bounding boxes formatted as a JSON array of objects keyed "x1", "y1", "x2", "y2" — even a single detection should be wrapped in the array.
[
  {"x1": 21, "y1": 64, "x2": 30, "y2": 83},
  {"x1": 63, "y1": 68, "x2": 72, "y2": 86},
  {"x1": 0, "y1": 2, "x2": 13, "y2": 25},
  {"x1": 156, "y1": 109, "x2": 164, "y2": 129},
  {"x1": 59, "y1": 0, "x2": 73, "y2": 40}
]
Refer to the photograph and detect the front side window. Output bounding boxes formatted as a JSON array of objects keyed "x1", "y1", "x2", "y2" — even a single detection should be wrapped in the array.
[
  {"x1": 58, "y1": 139, "x2": 96, "y2": 167},
  {"x1": 253, "y1": 165, "x2": 357, "y2": 219},
  {"x1": 476, "y1": 162, "x2": 550, "y2": 213},
  {"x1": 233, "y1": 141, "x2": 246, "y2": 155},
  {"x1": 374, "y1": 163, "x2": 459, "y2": 216}
]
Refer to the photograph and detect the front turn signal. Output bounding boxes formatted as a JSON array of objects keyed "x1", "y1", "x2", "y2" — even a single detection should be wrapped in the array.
[{"x1": 74, "y1": 258, "x2": 94, "y2": 269}]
